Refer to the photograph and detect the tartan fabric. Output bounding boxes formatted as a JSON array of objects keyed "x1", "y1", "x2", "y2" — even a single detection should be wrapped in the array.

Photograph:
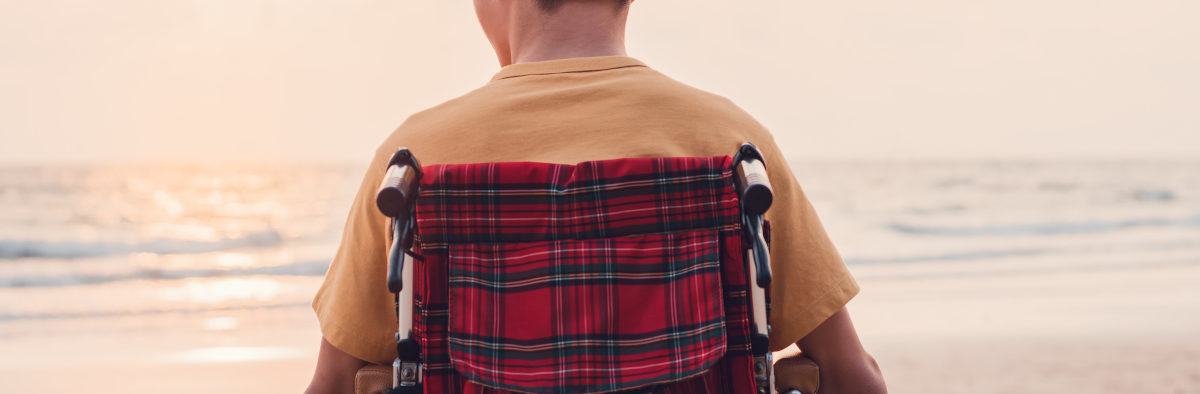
[
  {"x1": 447, "y1": 228, "x2": 725, "y2": 392},
  {"x1": 414, "y1": 157, "x2": 739, "y2": 245},
  {"x1": 411, "y1": 156, "x2": 756, "y2": 393}
]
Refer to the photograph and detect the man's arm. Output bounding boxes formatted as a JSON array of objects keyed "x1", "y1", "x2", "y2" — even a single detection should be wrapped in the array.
[
  {"x1": 796, "y1": 307, "x2": 886, "y2": 394},
  {"x1": 305, "y1": 338, "x2": 367, "y2": 394}
]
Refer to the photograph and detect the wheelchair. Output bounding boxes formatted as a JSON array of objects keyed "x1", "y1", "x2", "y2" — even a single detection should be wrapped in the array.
[{"x1": 361, "y1": 143, "x2": 818, "y2": 394}]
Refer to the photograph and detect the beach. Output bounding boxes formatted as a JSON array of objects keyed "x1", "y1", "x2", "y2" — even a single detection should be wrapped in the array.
[
  {"x1": 1, "y1": 159, "x2": 1197, "y2": 393},
  {"x1": 4, "y1": 264, "x2": 1198, "y2": 393},
  {"x1": 852, "y1": 259, "x2": 1200, "y2": 393}
]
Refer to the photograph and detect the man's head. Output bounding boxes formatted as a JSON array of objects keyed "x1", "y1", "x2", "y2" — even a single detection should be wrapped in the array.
[{"x1": 474, "y1": 0, "x2": 632, "y2": 67}]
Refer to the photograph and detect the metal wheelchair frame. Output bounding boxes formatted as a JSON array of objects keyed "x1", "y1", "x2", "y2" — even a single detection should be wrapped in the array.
[{"x1": 374, "y1": 143, "x2": 797, "y2": 393}]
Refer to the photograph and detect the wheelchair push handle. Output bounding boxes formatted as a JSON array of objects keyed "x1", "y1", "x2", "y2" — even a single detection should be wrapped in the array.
[
  {"x1": 733, "y1": 143, "x2": 774, "y2": 288},
  {"x1": 376, "y1": 148, "x2": 422, "y2": 293}
]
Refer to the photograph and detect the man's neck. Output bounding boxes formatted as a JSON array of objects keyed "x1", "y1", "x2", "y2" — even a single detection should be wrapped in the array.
[{"x1": 506, "y1": 3, "x2": 629, "y2": 65}]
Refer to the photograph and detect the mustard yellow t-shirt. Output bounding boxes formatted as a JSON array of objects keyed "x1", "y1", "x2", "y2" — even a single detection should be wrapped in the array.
[{"x1": 312, "y1": 56, "x2": 859, "y2": 365}]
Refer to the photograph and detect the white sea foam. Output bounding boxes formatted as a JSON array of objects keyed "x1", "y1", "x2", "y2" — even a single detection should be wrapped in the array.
[
  {"x1": 0, "y1": 229, "x2": 284, "y2": 259},
  {"x1": 0, "y1": 258, "x2": 330, "y2": 288},
  {"x1": 886, "y1": 215, "x2": 1200, "y2": 236}
]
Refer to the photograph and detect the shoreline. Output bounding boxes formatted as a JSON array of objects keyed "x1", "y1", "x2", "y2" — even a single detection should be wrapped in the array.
[{"x1": 1, "y1": 260, "x2": 1197, "y2": 393}]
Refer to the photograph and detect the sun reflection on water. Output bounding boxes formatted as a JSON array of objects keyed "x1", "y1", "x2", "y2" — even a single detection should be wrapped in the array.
[
  {"x1": 165, "y1": 346, "x2": 308, "y2": 364},
  {"x1": 202, "y1": 316, "x2": 241, "y2": 331},
  {"x1": 159, "y1": 277, "x2": 283, "y2": 305},
  {"x1": 212, "y1": 252, "x2": 258, "y2": 269}
]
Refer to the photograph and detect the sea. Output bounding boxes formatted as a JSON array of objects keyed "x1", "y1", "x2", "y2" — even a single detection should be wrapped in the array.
[{"x1": 0, "y1": 159, "x2": 1198, "y2": 325}]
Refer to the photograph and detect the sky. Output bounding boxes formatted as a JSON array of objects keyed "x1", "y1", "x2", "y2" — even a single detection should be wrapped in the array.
[{"x1": 1, "y1": 0, "x2": 1197, "y2": 163}]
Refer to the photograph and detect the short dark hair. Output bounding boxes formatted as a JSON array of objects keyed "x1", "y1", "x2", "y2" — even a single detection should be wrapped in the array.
[{"x1": 536, "y1": 0, "x2": 631, "y2": 12}]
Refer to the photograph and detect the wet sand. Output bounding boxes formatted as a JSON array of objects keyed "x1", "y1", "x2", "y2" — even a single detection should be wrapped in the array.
[{"x1": 850, "y1": 259, "x2": 1200, "y2": 393}]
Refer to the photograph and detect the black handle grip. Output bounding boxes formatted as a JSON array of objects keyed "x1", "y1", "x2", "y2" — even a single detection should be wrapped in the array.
[
  {"x1": 748, "y1": 215, "x2": 772, "y2": 288},
  {"x1": 386, "y1": 218, "x2": 411, "y2": 293}
]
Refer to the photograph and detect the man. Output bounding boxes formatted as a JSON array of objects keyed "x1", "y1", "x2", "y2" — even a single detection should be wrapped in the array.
[{"x1": 306, "y1": 1, "x2": 885, "y2": 393}]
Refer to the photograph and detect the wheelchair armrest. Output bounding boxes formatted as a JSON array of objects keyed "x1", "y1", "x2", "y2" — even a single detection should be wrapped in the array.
[
  {"x1": 354, "y1": 364, "x2": 392, "y2": 394},
  {"x1": 774, "y1": 353, "x2": 820, "y2": 394}
]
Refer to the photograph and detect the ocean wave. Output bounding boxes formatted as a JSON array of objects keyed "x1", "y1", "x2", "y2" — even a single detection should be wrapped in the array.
[
  {"x1": 888, "y1": 215, "x2": 1200, "y2": 236},
  {"x1": 851, "y1": 257, "x2": 1200, "y2": 282},
  {"x1": 1130, "y1": 188, "x2": 1176, "y2": 202},
  {"x1": 845, "y1": 248, "x2": 1045, "y2": 265},
  {"x1": 0, "y1": 229, "x2": 283, "y2": 259},
  {"x1": 0, "y1": 301, "x2": 311, "y2": 322},
  {"x1": 0, "y1": 259, "x2": 329, "y2": 288}
]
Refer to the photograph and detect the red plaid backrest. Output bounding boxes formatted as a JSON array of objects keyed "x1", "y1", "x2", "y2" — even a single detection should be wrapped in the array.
[{"x1": 411, "y1": 156, "x2": 756, "y2": 394}]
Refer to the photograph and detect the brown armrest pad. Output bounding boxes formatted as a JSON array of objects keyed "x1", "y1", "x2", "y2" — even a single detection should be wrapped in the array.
[
  {"x1": 775, "y1": 354, "x2": 820, "y2": 394},
  {"x1": 355, "y1": 364, "x2": 391, "y2": 394}
]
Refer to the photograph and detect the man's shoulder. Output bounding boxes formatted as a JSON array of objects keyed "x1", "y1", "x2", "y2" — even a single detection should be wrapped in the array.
[
  {"x1": 370, "y1": 85, "x2": 495, "y2": 152},
  {"x1": 615, "y1": 67, "x2": 748, "y2": 112},
  {"x1": 626, "y1": 70, "x2": 776, "y2": 139}
]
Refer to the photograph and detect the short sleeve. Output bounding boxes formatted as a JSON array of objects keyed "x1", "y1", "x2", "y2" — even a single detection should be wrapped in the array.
[
  {"x1": 757, "y1": 141, "x2": 860, "y2": 351},
  {"x1": 311, "y1": 147, "x2": 399, "y2": 365}
]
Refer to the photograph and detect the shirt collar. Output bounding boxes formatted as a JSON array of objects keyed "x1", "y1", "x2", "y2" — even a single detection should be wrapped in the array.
[{"x1": 490, "y1": 56, "x2": 648, "y2": 82}]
